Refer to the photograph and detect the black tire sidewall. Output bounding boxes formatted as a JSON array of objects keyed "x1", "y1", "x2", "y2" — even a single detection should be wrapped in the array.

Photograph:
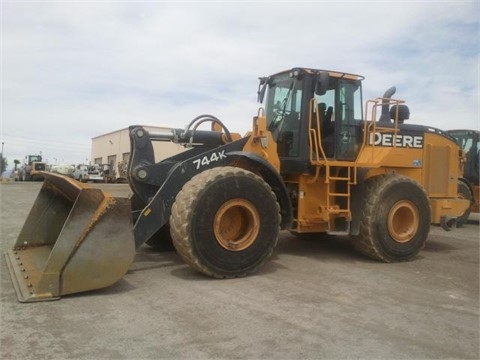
[
  {"x1": 457, "y1": 180, "x2": 472, "y2": 227},
  {"x1": 189, "y1": 173, "x2": 279, "y2": 275},
  {"x1": 372, "y1": 179, "x2": 430, "y2": 259}
]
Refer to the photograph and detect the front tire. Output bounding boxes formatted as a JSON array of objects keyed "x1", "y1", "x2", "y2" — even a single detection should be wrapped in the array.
[
  {"x1": 353, "y1": 174, "x2": 431, "y2": 262},
  {"x1": 170, "y1": 166, "x2": 281, "y2": 278}
]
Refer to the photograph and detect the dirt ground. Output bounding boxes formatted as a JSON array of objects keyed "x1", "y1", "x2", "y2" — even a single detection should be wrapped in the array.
[{"x1": 1, "y1": 181, "x2": 479, "y2": 359}]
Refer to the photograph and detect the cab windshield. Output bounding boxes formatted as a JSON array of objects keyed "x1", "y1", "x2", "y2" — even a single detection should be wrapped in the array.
[
  {"x1": 264, "y1": 73, "x2": 303, "y2": 157},
  {"x1": 29, "y1": 155, "x2": 42, "y2": 162}
]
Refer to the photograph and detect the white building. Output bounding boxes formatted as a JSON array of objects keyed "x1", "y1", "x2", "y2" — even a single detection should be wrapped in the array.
[{"x1": 91, "y1": 126, "x2": 185, "y2": 170}]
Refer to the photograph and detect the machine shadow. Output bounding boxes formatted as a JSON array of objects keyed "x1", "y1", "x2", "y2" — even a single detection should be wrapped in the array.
[
  {"x1": 169, "y1": 232, "x2": 375, "y2": 281},
  {"x1": 274, "y1": 232, "x2": 369, "y2": 263},
  {"x1": 72, "y1": 227, "x2": 467, "y2": 299}
]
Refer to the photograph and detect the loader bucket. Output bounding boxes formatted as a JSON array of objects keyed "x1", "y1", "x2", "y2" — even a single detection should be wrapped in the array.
[{"x1": 5, "y1": 172, "x2": 135, "y2": 302}]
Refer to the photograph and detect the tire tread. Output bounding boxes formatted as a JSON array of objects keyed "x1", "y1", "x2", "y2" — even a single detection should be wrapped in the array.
[
  {"x1": 170, "y1": 166, "x2": 280, "y2": 278},
  {"x1": 353, "y1": 174, "x2": 430, "y2": 262}
]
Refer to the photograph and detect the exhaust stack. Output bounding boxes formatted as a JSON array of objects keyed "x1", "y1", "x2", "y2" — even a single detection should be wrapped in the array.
[{"x1": 378, "y1": 86, "x2": 397, "y2": 123}]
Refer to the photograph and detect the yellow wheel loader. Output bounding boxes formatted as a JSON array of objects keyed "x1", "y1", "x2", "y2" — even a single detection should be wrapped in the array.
[
  {"x1": 5, "y1": 67, "x2": 471, "y2": 302},
  {"x1": 18, "y1": 154, "x2": 46, "y2": 181}
]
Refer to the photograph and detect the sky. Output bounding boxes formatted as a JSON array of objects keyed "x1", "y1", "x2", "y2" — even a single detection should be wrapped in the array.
[{"x1": 1, "y1": 0, "x2": 479, "y2": 167}]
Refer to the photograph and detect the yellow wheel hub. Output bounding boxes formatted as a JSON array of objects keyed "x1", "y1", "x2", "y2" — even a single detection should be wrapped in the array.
[
  {"x1": 214, "y1": 199, "x2": 260, "y2": 251},
  {"x1": 387, "y1": 200, "x2": 419, "y2": 243}
]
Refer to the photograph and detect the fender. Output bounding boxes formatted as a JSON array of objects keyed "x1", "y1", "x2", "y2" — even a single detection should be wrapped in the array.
[{"x1": 227, "y1": 151, "x2": 293, "y2": 231}]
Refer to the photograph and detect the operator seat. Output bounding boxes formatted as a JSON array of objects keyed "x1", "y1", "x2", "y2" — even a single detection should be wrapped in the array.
[
  {"x1": 315, "y1": 103, "x2": 333, "y2": 129},
  {"x1": 321, "y1": 106, "x2": 335, "y2": 157},
  {"x1": 324, "y1": 106, "x2": 333, "y2": 128},
  {"x1": 313, "y1": 103, "x2": 326, "y2": 129}
]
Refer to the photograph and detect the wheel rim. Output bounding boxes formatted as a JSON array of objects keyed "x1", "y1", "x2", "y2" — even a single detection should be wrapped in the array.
[
  {"x1": 214, "y1": 199, "x2": 260, "y2": 251},
  {"x1": 387, "y1": 200, "x2": 419, "y2": 243}
]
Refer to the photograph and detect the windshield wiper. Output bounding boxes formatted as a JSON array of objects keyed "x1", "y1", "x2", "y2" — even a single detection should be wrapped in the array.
[{"x1": 269, "y1": 81, "x2": 296, "y2": 131}]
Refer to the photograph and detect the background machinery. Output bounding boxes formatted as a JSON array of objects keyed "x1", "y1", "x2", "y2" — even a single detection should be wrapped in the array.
[
  {"x1": 101, "y1": 163, "x2": 117, "y2": 183},
  {"x1": 5, "y1": 67, "x2": 470, "y2": 302},
  {"x1": 116, "y1": 160, "x2": 129, "y2": 183},
  {"x1": 17, "y1": 154, "x2": 46, "y2": 181},
  {"x1": 446, "y1": 129, "x2": 479, "y2": 226}
]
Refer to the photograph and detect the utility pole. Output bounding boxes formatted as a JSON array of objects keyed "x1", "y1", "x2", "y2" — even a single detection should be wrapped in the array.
[{"x1": 1, "y1": 142, "x2": 4, "y2": 175}]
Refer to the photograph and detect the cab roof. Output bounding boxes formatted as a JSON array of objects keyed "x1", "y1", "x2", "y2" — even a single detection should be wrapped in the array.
[{"x1": 267, "y1": 67, "x2": 364, "y2": 81}]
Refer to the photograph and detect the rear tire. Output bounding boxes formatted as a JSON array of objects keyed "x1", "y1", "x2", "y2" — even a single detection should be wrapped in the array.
[
  {"x1": 457, "y1": 180, "x2": 473, "y2": 227},
  {"x1": 353, "y1": 174, "x2": 431, "y2": 262},
  {"x1": 170, "y1": 166, "x2": 281, "y2": 278}
]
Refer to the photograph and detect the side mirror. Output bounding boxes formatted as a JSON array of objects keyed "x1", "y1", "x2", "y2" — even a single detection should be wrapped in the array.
[
  {"x1": 315, "y1": 71, "x2": 329, "y2": 96},
  {"x1": 257, "y1": 77, "x2": 268, "y2": 103}
]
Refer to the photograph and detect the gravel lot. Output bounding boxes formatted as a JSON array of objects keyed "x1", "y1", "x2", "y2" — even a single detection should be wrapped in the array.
[{"x1": 1, "y1": 181, "x2": 479, "y2": 359}]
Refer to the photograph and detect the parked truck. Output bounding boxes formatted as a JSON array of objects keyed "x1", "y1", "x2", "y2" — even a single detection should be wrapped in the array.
[{"x1": 73, "y1": 164, "x2": 89, "y2": 182}]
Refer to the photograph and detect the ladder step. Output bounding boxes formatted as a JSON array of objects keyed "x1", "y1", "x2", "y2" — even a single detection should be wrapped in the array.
[
  {"x1": 329, "y1": 176, "x2": 350, "y2": 181},
  {"x1": 328, "y1": 209, "x2": 350, "y2": 214},
  {"x1": 328, "y1": 192, "x2": 350, "y2": 197},
  {"x1": 326, "y1": 230, "x2": 350, "y2": 236}
]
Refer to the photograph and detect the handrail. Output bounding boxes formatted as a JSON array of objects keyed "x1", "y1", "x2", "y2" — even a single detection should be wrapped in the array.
[
  {"x1": 361, "y1": 97, "x2": 405, "y2": 163},
  {"x1": 308, "y1": 98, "x2": 328, "y2": 164}
]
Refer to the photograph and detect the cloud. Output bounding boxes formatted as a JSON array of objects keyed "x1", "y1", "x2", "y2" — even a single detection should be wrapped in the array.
[{"x1": 1, "y1": 0, "x2": 478, "y2": 165}]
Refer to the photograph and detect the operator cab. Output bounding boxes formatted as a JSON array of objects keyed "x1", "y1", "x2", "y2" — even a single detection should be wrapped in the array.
[
  {"x1": 26, "y1": 155, "x2": 43, "y2": 165},
  {"x1": 258, "y1": 68, "x2": 364, "y2": 173}
]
